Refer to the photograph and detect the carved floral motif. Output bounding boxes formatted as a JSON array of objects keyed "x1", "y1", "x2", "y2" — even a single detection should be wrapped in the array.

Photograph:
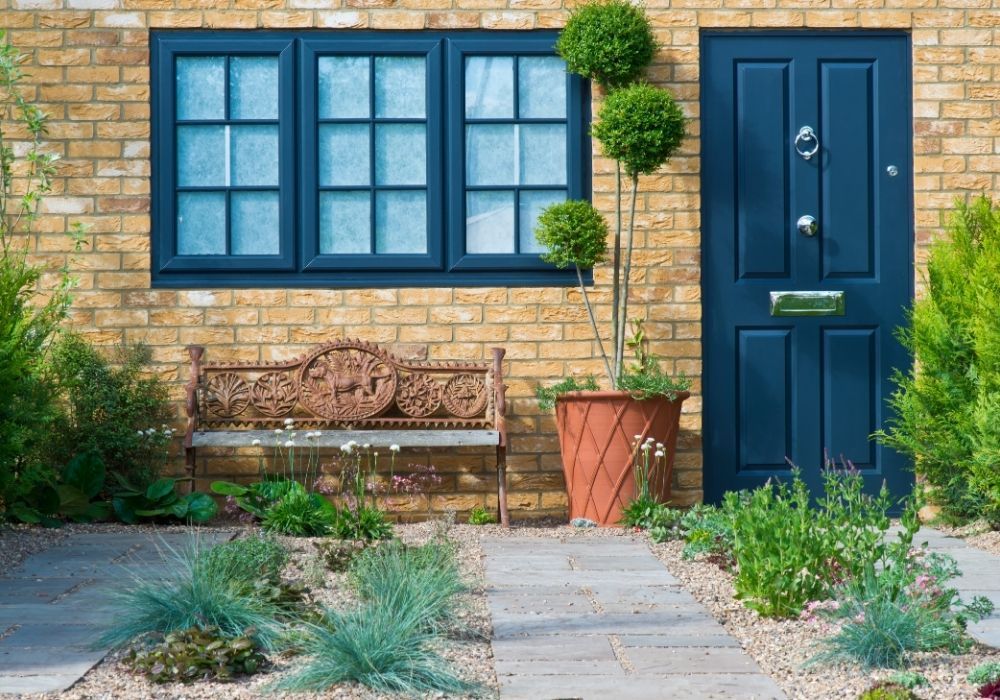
[
  {"x1": 442, "y1": 373, "x2": 488, "y2": 418},
  {"x1": 205, "y1": 372, "x2": 250, "y2": 418},
  {"x1": 298, "y1": 344, "x2": 397, "y2": 420},
  {"x1": 396, "y1": 373, "x2": 443, "y2": 418},
  {"x1": 251, "y1": 372, "x2": 298, "y2": 417}
]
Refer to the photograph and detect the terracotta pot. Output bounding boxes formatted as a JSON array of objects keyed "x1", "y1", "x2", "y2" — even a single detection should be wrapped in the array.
[{"x1": 555, "y1": 390, "x2": 689, "y2": 526}]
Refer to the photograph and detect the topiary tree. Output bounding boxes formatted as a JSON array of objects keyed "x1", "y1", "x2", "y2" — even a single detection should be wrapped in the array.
[{"x1": 556, "y1": 0, "x2": 656, "y2": 91}]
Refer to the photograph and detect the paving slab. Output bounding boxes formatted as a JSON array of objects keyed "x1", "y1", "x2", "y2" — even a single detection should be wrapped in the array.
[{"x1": 483, "y1": 537, "x2": 786, "y2": 700}]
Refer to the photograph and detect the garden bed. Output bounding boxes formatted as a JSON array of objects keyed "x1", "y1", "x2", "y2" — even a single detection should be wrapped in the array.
[{"x1": 20, "y1": 522, "x2": 496, "y2": 700}]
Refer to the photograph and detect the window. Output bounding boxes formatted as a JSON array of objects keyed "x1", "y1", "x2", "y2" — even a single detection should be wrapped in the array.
[{"x1": 151, "y1": 32, "x2": 590, "y2": 288}]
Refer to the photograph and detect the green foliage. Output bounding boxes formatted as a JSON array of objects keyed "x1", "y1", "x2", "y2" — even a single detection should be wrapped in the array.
[
  {"x1": 113, "y1": 475, "x2": 217, "y2": 524},
  {"x1": 618, "y1": 361, "x2": 690, "y2": 401},
  {"x1": 969, "y1": 662, "x2": 1000, "y2": 687},
  {"x1": 128, "y1": 626, "x2": 264, "y2": 684},
  {"x1": 857, "y1": 683, "x2": 919, "y2": 700},
  {"x1": 622, "y1": 497, "x2": 683, "y2": 538},
  {"x1": 887, "y1": 671, "x2": 929, "y2": 689},
  {"x1": 281, "y1": 539, "x2": 473, "y2": 694},
  {"x1": 49, "y1": 335, "x2": 172, "y2": 489},
  {"x1": 535, "y1": 375, "x2": 599, "y2": 412},
  {"x1": 261, "y1": 483, "x2": 337, "y2": 537},
  {"x1": 199, "y1": 534, "x2": 287, "y2": 585},
  {"x1": 467, "y1": 505, "x2": 496, "y2": 525},
  {"x1": 555, "y1": 0, "x2": 656, "y2": 89},
  {"x1": 877, "y1": 196, "x2": 1000, "y2": 526},
  {"x1": 315, "y1": 539, "x2": 369, "y2": 572},
  {"x1": 535, "y1": 199, "x2": 609, "y2": 270},
  {"x1": 591, "y1": 83, "x2": 686, "y2": 180},
  {"x1": 11, "y1": 451, "x2": 111, "y2": 525},
  {"x1": 331, "y1": 503, "x2": 393, "y2": 541},
  {"x1": 99, "y1": 537, "x2": 287, "y2": 651},
  {"x1": 679, "y1": 503, "x2": 735, "y2": 563}
]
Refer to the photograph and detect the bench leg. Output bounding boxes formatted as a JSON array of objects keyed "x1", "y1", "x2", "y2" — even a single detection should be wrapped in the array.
[
  {"x1": 496, "y1": 445, "x2": 510, "y2": 528},
  {"x1": 184, "y1": 446, "x2": 196, "y2": 495}
]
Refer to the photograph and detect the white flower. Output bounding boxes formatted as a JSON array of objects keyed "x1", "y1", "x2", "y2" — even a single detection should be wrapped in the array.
[
  {"x1": 633, "y1": 434, "x2": 642, "y2": 441},
  {"x1": 274, "y1": 428, "x2": 283, "y2": 434},
  {"x1": 340, "y1": 443, "x2": 354, "y2": 454},
  {"x1": 161, "y1": 424, "x2": 168, "y2": 429},
  {"x1": 641, "y1": 443, "x2": 652, "y2": 451},
  {"x1": 645, "y1": 437, "x2": 655, "y2": 443},
  {"x1": 656, "y1": 442, "x2": 664, "y2": 450},
  {"x1": 654, "y1": 450, "x2": 665, "y2": 458},
  {"x1": 284, "y1": 440, "x2": 295, "y2": 448},
  {"x1": 290, "y1": 432, "x2": 297, "y2": 439},
  {"x1": 284, "y1": 418, "x2": 295, "y2": 426},
  {"x1": 251, "y1": 439, "x2": 261, "y2": 446},
  {"x1": 363, "y1": 443, "x2": 371, "y2": 449},
  {"x1": 146, "y1": 428, "x2": 156, "y2": 435},
  {"x1": 136, "y1": 430, "x2": 144, "y2": 436},
  {"x1": 389, "y1": 444, "x2": 400, "y2": 453}
]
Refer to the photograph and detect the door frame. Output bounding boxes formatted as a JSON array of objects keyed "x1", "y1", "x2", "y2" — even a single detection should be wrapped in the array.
[{"x1": 699, "y1": 29, "x2": 915, "y2": 504}]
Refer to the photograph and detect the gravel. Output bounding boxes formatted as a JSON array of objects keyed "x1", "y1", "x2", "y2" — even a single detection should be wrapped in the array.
[
  {"x1": 0, "y1": 524, "x2": 70, "y2": 573},
  {"x1": 933, "y1": 520, "x2": 1000, "y2": 557},
  {"x1": 648, "y1": 538, "x2": 1000, "y2": 700},
  {"x1": 18, "y1": 521, "x2": 497, "y2": 700}
]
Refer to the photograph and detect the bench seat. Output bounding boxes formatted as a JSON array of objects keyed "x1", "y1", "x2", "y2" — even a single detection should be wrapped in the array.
[{"x1": 191, "y1": 429, "x2": 501, "y2": 448}]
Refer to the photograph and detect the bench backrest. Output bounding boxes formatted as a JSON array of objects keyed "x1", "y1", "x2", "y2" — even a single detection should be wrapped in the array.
[{"x1": 185, "y1": 340, "x2": 507, "y2": 435}]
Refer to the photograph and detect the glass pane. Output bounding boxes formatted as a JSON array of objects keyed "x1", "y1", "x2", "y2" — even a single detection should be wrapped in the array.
[
  {"x1": 176, "y1": 57, "x2": 225, "y2": 121},
  {"x1": 466, "y1": 191, "x2": 514, "y2": 254},
  {"x1": 319, "y1": 124, "x2": 370, "y2": 187},
  {"x1": 519, "y1": 190, "x2": 566, "y2": 254},
  {"x1": 230, "y1": 126, "x2": 278, "y2": 186},
  {"x1": 375, "y1": 190, "x2": 426, "y2": 254},
  {"x1": 231, "y1": 191, "x2": 280, "y2": 255},
  {"x1": 374, "y1": 56, "x2": 425, "y2": 118},
  {"x1": 518, "y1": 56, "x2": 567, "y2": 119},
  {"x1": 177, "y1": 126, "x2": 226, "y2": 186},
  {"x1": 465, "y1": 56, "x2": 513, "y2": 119},
  {"x1": 520, "y1": 124, "x2": 567, "y2": 185},
  {"x1": 466, "y1": 124, "x2": 515, "y2": 186},
  {"x1": 318, "y1": 56, "x2": 370, "y2": 119},
  {"x1": 375, "y1": 124, "x2": 425, "y2": 186},
  {"x1": 177, "y1": 192, "x2": 226, "y2": 255},
  {"x1": 229, "y1": 56, "x2": 279, "y2": 120},
  {"x1": 320, "y1": 191, "x2": 371, "y2": 254}
]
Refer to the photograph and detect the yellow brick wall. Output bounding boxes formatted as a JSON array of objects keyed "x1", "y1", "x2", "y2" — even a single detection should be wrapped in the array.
[{"x1": 4, "y1": 0, "x2": 998, "y2": 518}]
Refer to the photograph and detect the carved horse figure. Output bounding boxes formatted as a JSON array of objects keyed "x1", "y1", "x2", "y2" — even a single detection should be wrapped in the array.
[{"x1": 306, "y1": 350, "x2": 393, "y2": 408}]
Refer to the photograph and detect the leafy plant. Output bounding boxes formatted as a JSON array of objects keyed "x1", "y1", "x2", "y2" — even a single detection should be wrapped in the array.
[
  {"x1": 261, "y1": 482, "x2": 337, "y2": 537},
  {"x1": 128, "y1": 626, "x2": 265, "y2": 683},
  {"x1": 315, "y1": 539, "x2": 369, "y2": 572},
  {"x1": 556, "y1": 0, "x2": 655, "y2": 90},
  {"x1": 331, "y1": 503, "x2": 392, "y2": 541},
  {"x1": 199, "y1": 533, "x2": 287, "y2": 585},
  {"x1": 10, "y1": 451, "x2": 111, "y2": 526},
  {"x1": 535, "y1": 374, "x2": 599, "y2": 412},
  {"x1": 50, "y1": 335, "x2": 172, "y2": 489},
  {"x1": 467, "y1": 505, "x2": 496, "y2": 525},
  {"x1": 970, "y1": 662, "x2": 1000, "y2": 687},
  {"x1": 113, "y1": 474, "x2": 216, "y2": 524},
  {"x1": 98, "y1": 537, "x2": 287, "y2": 651},
  {"x1": 876, "y1": 196, "x2": 1000, "y2": 526},
  {"x1": 857, "y1": 682, "x2": 920, "y2": 700},
  {"x1": 887, "y1": 671, "x2": 929, "y2": 690},
  {"x1": 679, "y1": 503, "x2": 736, "y2": 564}
]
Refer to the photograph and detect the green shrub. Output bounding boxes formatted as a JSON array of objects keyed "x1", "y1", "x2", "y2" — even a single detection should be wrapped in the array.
[
  {"x1": 348, "y1": 540, "x2": 465, "y2": 632},
  {"x1": 111, "y1": 474, "x2": 217, "y2": 524},
  {"x1": 99, "y1": 537, "x2": 287, "y2": 651},
  {"x1": 877, "y1": 196, "x2": 1000, "y2": 525},
  {"x1": 970, "y1": 662, "x2": 1000, "y2": 687},
  {"x1": 331, "y1": 503, "x2": 393, "y2": 541},
  {"x1": 260, "y1": 482, "x2": 337, "y2": 537},
  {"x1": 467, "y1": 505, "x2": 496, "y2": 525},
  {"x1": 591, "y1": 83, "x2": 686, "y2": 180},
  {"x1": 50, "y1": 335, "x2": 172, "y2": 489},
  {"x1": 128, "y1": 626, "x2": 265, "y2": 683},
  {"x1": 556, "y1": 0, "x2": 656, "y2": 89},
  {"x1": 535, "y1": 374, "x2": 600, "y2": 412},
  {"x1": 857, "y1": 682, "x2": 919, "y2": 700},
  {"x1": 887, "y1": 671, "x2": 929, "y2": 689}
]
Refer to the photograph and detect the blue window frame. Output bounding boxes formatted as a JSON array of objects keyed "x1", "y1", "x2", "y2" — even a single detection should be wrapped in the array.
[{"x1": 151, "y1": 31, "x2": 590, "y2": 289}]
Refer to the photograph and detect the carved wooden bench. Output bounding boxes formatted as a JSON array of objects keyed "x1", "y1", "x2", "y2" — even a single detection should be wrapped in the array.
[{"x1": 183, "y1": 340, "x2": 509, "y2": 526}]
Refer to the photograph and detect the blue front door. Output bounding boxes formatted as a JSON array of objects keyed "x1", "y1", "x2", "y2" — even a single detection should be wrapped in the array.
[{"x1": 701, "y1": 32, "x2": 913, "y2": 502}]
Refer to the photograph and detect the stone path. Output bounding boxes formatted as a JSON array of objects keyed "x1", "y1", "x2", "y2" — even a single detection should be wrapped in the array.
[
  {"x1": 919, "y1": 527, "x2": 1000, "y2": 649},
  {"x1": 0, "y1": 530, "x2": 232, "y2": 695},
  {"x1": 482, "y1": 537, "x2": 786, "y2": 700}
]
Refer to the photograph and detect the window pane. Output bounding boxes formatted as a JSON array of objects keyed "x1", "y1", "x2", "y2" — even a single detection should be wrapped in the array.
[
  {"x1": 177, "y1": 192, "x2": 226, "y2": 255},
  {"x1": 320, "y1": 191, "x2": 371, "y2": 254},
  {"x1": 520, "y1": 124, "x2": 567, "y2": 185},
  {"x1": 177, "y1": 126, "x2": 226, "y2": 186},
  {"x1": 231, "y1": 191, "x2": 280, "y2": 255},
  {"x1": 519, "y1": 190, "x2": 566, "y2": 254},
  {"x1": 230, "y1": 126, "x2": 278, "y2": 186},
  {"x1": 465, "y1": 56, "x2": 513, "y2": 119},
  {"x1": 375, "y1": 190, "x2": 426, "y2": 254},
  {"x1": 466, "y1": 124, "x2": 515, "y2": 186},
  {"x1": 466, "y1": 191, "x2": 514, "y2": 254},
  {"x1": 374, "y1": 57, "x2": 425, "y2": 118},
  {"x1": 176, "y1": 57, "x2": 225, "y2": 121},
  {"x1": 519, "y1": 56, "x2": 567, "y2": 119},
  {"x1": 319, "y1": 124, "x2": 370, "y2": 187},
  {"x1": 318, "y1": 56, "x2": 370, "y2": 119},
  {"x1": 375, "y1": 124, "x2": 425, "y2": 186},
  {"x1": 229, "y1": 56, "x2": 279, "y2": 120}
]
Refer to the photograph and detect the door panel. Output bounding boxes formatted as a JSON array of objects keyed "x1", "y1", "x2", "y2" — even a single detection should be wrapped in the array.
[{"x1": 702, "y1": 33, "x2": 912, "y2": 502}]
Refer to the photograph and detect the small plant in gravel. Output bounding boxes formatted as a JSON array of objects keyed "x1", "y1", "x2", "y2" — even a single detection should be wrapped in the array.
[
  {"x1": 622, "y1": 434, "x2": 681, "y2": 531},
  {"x1": 887, "y1": 671, "x2": 929, "y2": 690},
  {"x1": 128, "y1": 626, "x2": 265, "y2": 684},
  {"x1": 315, "y1": 539, "x2": 369, "y2": 572},
  {"x1": 970, "y1": 662, "x2": 1000, "y2": 688},
  {"x1": 467, "y1": 505, "x2": 496, "y2": 525},
  {"x1": 99, "y1": 537, "x2": 288, "y2": 651},
  {"x1": 679, "y1": 503, "x2": 735, "y2": 565},
  {"x1": 857, "y1": 682, "x2": 920, "y2": 700}
]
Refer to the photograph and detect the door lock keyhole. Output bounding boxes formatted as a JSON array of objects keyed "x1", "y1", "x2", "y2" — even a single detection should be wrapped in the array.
[{"x1": 797, "y1": 215, "x2": 818, "y2": 237}]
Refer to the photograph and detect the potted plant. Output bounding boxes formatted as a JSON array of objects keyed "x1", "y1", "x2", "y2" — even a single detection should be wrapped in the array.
[{"x1": 534, "y1": 0, "x2": 689, "y2": 525}]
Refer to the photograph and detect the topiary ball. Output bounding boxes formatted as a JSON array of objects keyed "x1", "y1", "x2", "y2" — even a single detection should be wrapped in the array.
[
  {"x1": 534, "y1": 199, "x2": 609, "y2": 269},
  {"x1": 556, "y1": 0, "x2": 656, "y2": 89},
  {"x1": 591, "y1": 83, "x2": 686, "y2": 179}
]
